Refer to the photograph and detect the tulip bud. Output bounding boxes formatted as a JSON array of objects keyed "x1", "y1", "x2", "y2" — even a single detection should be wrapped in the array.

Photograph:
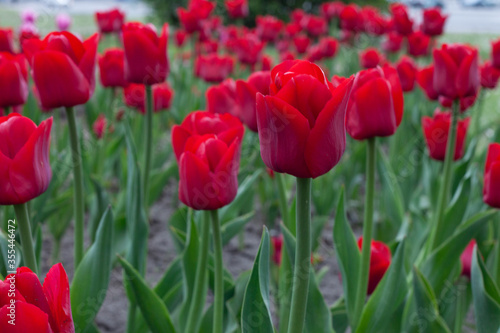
[
  {"x1": 483, "y1": 143, "x2": 500, "y2": 209},
  {"x1": 460, "y1": 240, "x2": 476, "y2": 278},
  {"x1": 357, "y1": 237, "x2": 392, "y2": 294}
]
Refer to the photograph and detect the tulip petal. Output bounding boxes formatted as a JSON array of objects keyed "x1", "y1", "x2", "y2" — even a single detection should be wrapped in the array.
[
  {"x1": 456, "y1": 50, "x2": 479, "y2": 98},
  {"x1": 0, "y1": 302, "x2": 53, "y2": 333},
  {"x1": 383, "y1": 66, "x2": 404, "y2": 126},
  {"x1": 484, "y1": 161, "x2": 500, "y2": 209},
  {"x1": 79, "y1": 33, "x2": 99, "y2": 95},
  {"x1": 486, "y1": 143, "x2": 500, "y2": 173},
  {"x1": 235, "y1": 79, "x2": 259, "y2": 132},
  {"x1": 0, "y1": 60, "x2": 29, "y2": 107},
  {"x1": 43, "y1": 263, "x2": 74, "y2": 333},
  {"x1": 179, "y1": 151, "x2": 214, "y2": 210},
  {"x1": 12, "y1": 270, "x2": 53, "y2": 325},
  {"x1": 171, "y1": 125, "x2": 192, "y2": 161},
  {"x1": 0, "y1": 280, "x2": 25, "y2": 308},
  {"x1": 199, "y1": 138, "x2": 229, "y2": 172},
  {"x1": 213, "y1": 140, "x2": 240, "y2": 207},
  {"x1": 433, "y1": 48, "x2": 459, "y2": 99},
  {"x1": 123, "y1": 29, "x2": 164, "y2": 84},
  {"x1": 0, "y1": 114, "x2": 36, "y2": 159}
]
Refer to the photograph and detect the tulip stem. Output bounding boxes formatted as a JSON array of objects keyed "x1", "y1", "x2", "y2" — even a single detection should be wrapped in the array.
[
  {"x1": 185, "y1": 211, "x2": 210, "y2": 333},
  {"x1": 210, "y1": 209, "x2": 224, "y2": 333},
  {"x1": 13, "y1": 203, "x2": 38, "y2": 274},
  {"x1": 276, "y1": 173, "x2": 291, "y2": 231},
  {"x1": 473, "y1": 89, "x2": 485, "y2": 136},
  {"x1": 494, "y1": 219, "x2": 500, "y2": 287},
  {"x1": 4, "y1": 106, "x2": 10, "y2": 114},
  {"x1": 352, "y1": 137, "x2": 376, "y2": 330},
  {"x1": 429, "y1": 101, "x2": 459, "y2": 252},
  {"x1": 143, "y1": 85, "x2": 153, "y2": 210},
  {"x1": 66, "y1": 106, "x2": 85, "y2": 269},
  {"x1": 287, "y1": 177, "x2": 311, "y2": 333}
]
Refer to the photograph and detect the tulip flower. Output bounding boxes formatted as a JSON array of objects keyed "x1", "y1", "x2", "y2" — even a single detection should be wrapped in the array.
[
  {"x1": 407, "y1": 30, "x2": 431, "y2": 57},
  {"x1": 98, "y1": 48, "x2": 127, "y2": 88},
  {"x1": 285, "y1": 22, "x2": 302, "y2": 38},
  {"x1": 396, "y1": 55, "x2": 417, "y2": 92},
  {"x1": 235, "y1": 71, "x2": 271, "y2": 132},
  {"x1": 382, "y1": 31, "x2": 403, "y2": 54},
  {"x1": 0, "y1": 264, "x2": 74, "y2": 332},
  {"x1": 359, "y1": 47, "x2": 384, "y2": 69},
  {"x1": 291, "y1": 9, "x2": 306, "y2": 24},
  {"x1": 480, "y1": 61, "x2": 500, "y2": 89},
  {"x1": 318, "y1": 36, "x2": 338, "y2": 59},
  {"x1": 195, "y1": 54, "x2": 234, "y2": 83},
  {"x1": 225, "y1": 0, "x2": 248, "y2": 19},
  {"x1": 346, "y1": 66, "x2": 404, "y2": 140},
  {"x1": 93, "y1": 114, "x2": 108, "y2": 140},
  {"x1": 492, "y1": 38, "x2": 500, "y2": 69},
  {"x1": 293, "y1": 34, "x2": 310, "y2": 54},
  {"x1": 256, "y1": 15, "x2": 283, "y2": 42},
  {"x1": 0, "y1": 52, "x2": 29, "y2": 109},
  {"x1": 320, "y1": 1, "x2": 344, "y2": 22},
  {"x1": 0, "y1": 28, "x2": 15, "y2": 54},
  {"x1": 23, "y1": 31, "x2": 98, "y2": 109},
  {"x1": 484, "y1": 143, "x2": 500, "y2": 209},
  {"x1": 261, "y1": 55, "x2": 272, "y2": 71},
  {"x1": 206, "y1": 79, "x2": 240, "y2": 119},
  {"x1": 122, "y1": 22, "x2": 169, "y2": 85},
  {"x1": 340, "y1": 4, "x2": 360, "y2": 32},
  {"x1": 174, "y1": 29, "x2": 188, "y2": 47},
  {"x1": 177, "y1": 0, "x2": 215, "y2": 34},
  {"x1": 21, "y1": 9, "x2": 37, "y2": 24},
  {"x1": 422, "y1": 7, "x2": 447, "y2": 36},
  {"x1": 233, "y1": 34, "x2": 265, "y2": 66},
  {"x1": 357, "y1": 237, "x2": 392, "y2": 294},
  {"x1": 422, "y1": 109, "x2": 470, "y2": 161},
  {"x1": 301, "y1": 15, "x2": 328, "y2": 37},
  {"x1": 360, "y1": 6, "x2": 388, "y2": 36},
  {"x1": 56, "y1": 13, "x2": 72, "y2": 31},
  {"x1": 390, "y1": 3, "x2": 413, "y2": 35},
  {"x1": 417, "y1": 65, "x2": 439, "y2": 101},
  {"x1": 271, "y1": 234, "x2": 284, "y2": 265},
  {"x1": 95, "y1": 8, "x2": 125, "y2": 34},
  {"x1": 460, "y1": 240, "x2": 476, "y2": 278},
  {"x1": 19, "y1": 25, "x2": 40, "y2": 52},
  {"x1": 124, "y1": 82, "x2": 174, "y2": 113}
]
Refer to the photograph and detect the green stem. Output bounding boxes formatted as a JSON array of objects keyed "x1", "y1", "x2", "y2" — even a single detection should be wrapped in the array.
[
  {"x1": 453, "y1": 277, "x2": 468, "y2": 333},
  {"x1": 352, "y1": 137, "x2": 376, "y2": 330},
  {"x1": 185, "y1": 211, "x2": 211, "y2": 333},
  {"x1": 210, "y1": 209, "x2": 224, "y2": 333},
  {"x1": 494, "y1": 218, "x2": 500, "y2": 287},
  {"x1": 143, "y1": 85, "x2": 153, "y2": 209},
  {"x1": 126, "y1": 306, "x2": 136, "y2": 333},
  {"x1": 66, "y1": 106, "x2": 85, "y2": 269},
  {"x1": 287, "y1": 177, "x2": 311, "y2": 333},
  {"x1": 52, "y1": 238, "x2": 61, "y2": 265},
  {"x1": 473, "y1": 90, "x2": 485, "y2": 136},
  {"x1": 14, "y1": 203, "x2": 37, "y2": 274},
  {"x1": 428, "y1": 101, "x2": 460, "y2": 251},
  {"x1": 276, "y1": 173, "x2": 291, "y2": 231}
]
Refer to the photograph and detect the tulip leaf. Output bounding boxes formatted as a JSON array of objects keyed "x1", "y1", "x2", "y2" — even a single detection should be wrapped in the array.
[
  {"x1": 118, "y1": 256, "x2": 177, "y2": 333},
  {"x1": 221, "y1": 211, "x2": 254, "y2": 246},
  {"x1": 71, "y1": 207, "x2": 114, "y2": 332},
  {"x1": 88, "y1": 177, "x2": 110, "y2": 244},
  {"x1": 331, "y1": 300, "x2": 349, "y2": 333},
  {"x1": 333, "y1": 188, "x2": 360, "y2": 324},
  {"x1": 147, "y1": 162, "x2": 178, "y2": 208},
  {"x1": 471, "y1": 247, "x2": 500, "y2": 333},
  {"x1": 412, "y1": 267, "x2": 452, "y2": 333},
  {"x1": 355, "y1": 240, "x2": 407, "y2": 333},
  {"x1": 241, "y1": 227, "x2": 274, "y2": 333}
]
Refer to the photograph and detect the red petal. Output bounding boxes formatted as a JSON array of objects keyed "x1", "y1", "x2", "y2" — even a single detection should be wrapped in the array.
[
  {"x1": 456, "y1": 50, "x2": 479, "y2": 98},
  {"x1": 178, "y1": 151, "x2": 214, "y2": 210},
  {"x1": 433, "y1": 48, "x2": 459, "y2": 99},
  {"x1": 0, "y1": 302, "x2": 53, "y2": 333},
  {"x1": 43, "y1": 263, "x2": 74, "y2": 333}
]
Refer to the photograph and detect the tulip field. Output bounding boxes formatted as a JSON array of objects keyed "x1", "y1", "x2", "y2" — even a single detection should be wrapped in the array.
[{"x1": 1, "y1": 0, "x2": 500, "y2": 332}]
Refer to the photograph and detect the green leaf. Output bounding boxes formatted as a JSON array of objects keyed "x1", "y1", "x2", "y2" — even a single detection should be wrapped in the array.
[
  {"x1": 333, "y1": 188, "x2": 360, "y2": 323},
  {"x1": 88, "y1": 177, "x2": 110, "y2": 243},
  {"x1": 471, "y1": 247, "x2": 500, "y2": 333},
  {"x1": 241, "y1": 228, "x2": 274, "y2": 333},
  {"x1": 356, "y1": 240, "x2": 407, "y2": 333},
  {"x1": 71, "y1": 207, "x2": 114, "y2": 332},
  {"x1": 412, "y1": 267, "x2": 452, "y2": 333},
  {"x1": 118, "y1": 256, "x2": 177, "y2": 333},
  {"x1": 147, "y1": 162, "x2": 178, "y2": 207},
  {"x1": 219, "y1": 170, "x2": 262, "y2": 222},
  {"x1": 221, "y1": 211, "x2": 254, "y2": 246},
  {"x1": 331, "y1": 300, "x2": 349, "y2": 333}
]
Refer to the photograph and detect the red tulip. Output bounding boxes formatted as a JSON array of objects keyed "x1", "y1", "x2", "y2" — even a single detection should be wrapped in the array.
[
  {"x1": 293, "y1": 34, "x2": 310, "y2": 54},
  {"x1": 390, "y1": 3, "x2": 413, "y2": 35},
  {"x1": 256, "y1": 60, "x2": 354, "y2": 178},
  {"x1": 235, "y1": 71, "x2": 271, "y2": 132},
  {"x1": 261, "y1": 55, "x2": 273, "y2": 71},
  {"x1": 285, "y1": 23, "x2": 302, "y2": 38},
  {"x1": 359, "y1": 47, "x2": 384, "y2": 69},
  {"x1": 171, "y1": 111, "x2": 244, "y2": 210},
  {"x1": 271, "y1": 234, "x2": 284, "y2": 265},
  {"x1": 318, "y1": 36, "x2": 338, "y2": 59},
  {"x1": 417, "y1": 65, "x2": 439, "y2": 101},
  {"x1": 320, "y1": 1, "x2": 344, "y2": 22},
  {"x1": 291, "y1": 9, "x2": 306, "y2": 24},
  {"x1": 407, "y1": 30, "x2": 431, "y2": 57},
  {"x1": 256, "y1": 15, "x2": 283, "y2": 42},
  {"x1": 480, "y1": 61, "x2": 500, "y2": 89},
  {"x1": 206, "y1": 79, "x2": 240, "y2": 119},
  {"x1": 0, "y1": 264, "x2": 74, "y2": 332},
  {"x1": 233, "y1": 34, "x2": 265, "y2": 66},
  {"x1": 301, "y1": 15, "x2": 328, "y2": 37},
  {"x1": 396, "y1": 55, "x2": 417, "y2": 92},
  {"x1": 225, "y1": 0, "x2": 248, "y2": 19},
  {"x1": 460, "y1": 240, "x2": 476, "y2": 278},
  {"x1": 95, "y1": 8, "x2": 125, "y2": 34},
  {"x1": 19, "y1": 27, "x2": 40, "y2": 53},
  {"x1": 23, "y1": 32, "x2": 98, "y2": 109},
  {"x1": 0, "y1": 28, "x2": 15, "y2": 53},
  {"x1": 357, "y1": 237, "x2": 392, "y2": 294},
  {"x1": 346, "y1": 66, "x2": 404, "y2": 140},
  {"x1": 422, "y1": 7, "x2": 447, "y2": 36},
  {"x1": 492, "y1": 38, "x2": 500, "y2": 69},
  {"x1": 331, "y1": 75, "x2": 348, "y2": 88},
  {"x1": 382, "y1": 31, "x2": 403, "y2": 54},
  {"x1": 484, "y1": 143, "x2": 500, "y2": 208},
  {"x1": 98, "y1": 48, "x2": 126, "y2": 88},
  {"x1": 124, "y1": 82, "x2": 174, "y2": 113},
  {"x1": 0, "y1": 114, "x2": 52, "y2": 205},
  {"x1": 174, "y1": 29, "x2": 188, "y2": 48},
  {"x1": 433, "y1": 44, "x2": 479, "y2": 108},
  {"x1": 361, "y1": 6, "x2": 389, "y2": 36},
  {"x1": 340, "y1": 4, "x2": 361, "y2": 32},
  {"x1": 93, "y1": 114, "x2": 107, "y2": 140},
  {"x1": 0, "y1": 52, "x2": 29, "y2": 108},
  {"x1": 422, "y1": 109, "x2": 470, "y2": 161},
  {"x1": 195, "y1": 54, "x2": 234, "y2": 83},
  {"x1": 177, "y1": 0, "x2": 215, "y2": 33}
]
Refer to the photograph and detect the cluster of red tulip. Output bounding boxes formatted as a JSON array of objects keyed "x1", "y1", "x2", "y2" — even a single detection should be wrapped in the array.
[{"x1": 1, "y1": 1, "x2": 500, "y2": 332}]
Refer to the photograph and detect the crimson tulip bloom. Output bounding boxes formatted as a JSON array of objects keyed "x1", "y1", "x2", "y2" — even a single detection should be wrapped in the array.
[
  {"x1": 422, "y1": 8, "x2": 447, "y2": 36},
  {"x1": 359, "y1": 47, "x2": 384, "y2": 69},
  {"x1": 417, "y1": 65, "x2": 439, "y2": 101},
  {"x1": 124, "y1": 82, "x2": 174, "y2": 113},
  {"x1": 206, "y1": 79, "x2": 240, "y2": 119},
  {"x1": 95, "y1": 8, "x2": 125, "y2": 34},
  {"x1": 357, "y1": 237, "x2": 391, "y2": 294},
  {"x1": 235, "y1": 71, "x2": 271, "y2": 132},
  {"x1": 396, "y1": 55, "x2": 417, "y2": 92},
  {"x1": 261, "y1": 55, "x2": 273, "y2": 71},
  {"x1": 492, "y1": 38, "x2": 500, "y2": 69},
  {"x1": 177, "y1": 0, "x2": 215, "y2": 33},
  {"x1": 285, "y1": 23, "x2": 302, "y2": 38},
  {"x1": 301, "y1": 15, "x2": 328, "y2": 37},
  {"x1": 195, "y1": 54, "x2": 234, "y2": 83},
  {"x1": 256, "y1": 60, "x2": 354, "y2": 178},
  {"x1": 293, "y1": 34, "x2": 310, "y2": 54},
  {"x1": 390, "y1": 3, "x2": 413, "y2": 35},
  {"x1": 0, "y1": 53, "x2": 29, "y2": 108},
  {"x1": 0, "y1": 264, "x2": 74, "y2": 332},
  {"x1": 361, "y1": 6, "x2": 389, "y2": 36},
  {"x1": 318, "y1": 37, "x2": 338, "y2": 59},
  {"x1": 0, "y1": 28, "x2": 15, "y2": 53},
  {"x1": 92, "y1": 114, "x2": 107, "y2": 140},
  {"x1": 433, "y1": 44, "x2": 479, "y2": 109},
  {"x1": 0, "y1": 113, "x2": 52, "y2": 206},
  {"x1": 382, "y1": 31, "x2": 404, "y2": 54},
  {"x1": 225, "y1": 0, "x2": 248, "y2": 19},
  {"x1": 320, "y1": 1, "x2": 344, "y2": 22},
  {"x1": 346, "y1": 66, "x2": 404, "y2": 140},
  {"x1": 174, "y1": 29, "x2": 188, "y2": 47},
  {"x1": 484, "y1": 143, "x2": 500, "y2": 208},
  {"x1": 233, "y1": 34, "x2": 265, "y2": 66},
  {"x1": 171, "y1": 111, "x2": 244, "y2": 210},
  {"x1": 460, "y1": 240, "x2": 476, "y2": 278},
  {"x1": 256, "y1": 15, "x2": 283, "y2": 42},
  {"x1": 23, "y1": 32, "x2": 98, "y2": 109},
  {"x1": 480, "y1": 61, "x2": 500, "y2": 89},
  {"x1": 407, "y1": 30, "x2": 431, "y2": 57},
  {"x1": 271, "y1": 234, "x2": 284, "y2": 265},
  {"x1": 422, "y1": 109, "x2": 470, "y2": 161},
  {"x1": 340, "y1": 4, "x2": 360, "y2": 32},
  {"x1": 291, "y1": 9, "x2": 306, "y2": 24},
  {"x1": 98, "y1": 48, "x2": 127, "y2": 88},
  {"x1": 122, "y1": 22, "x2": 169, "y2": 85}
]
